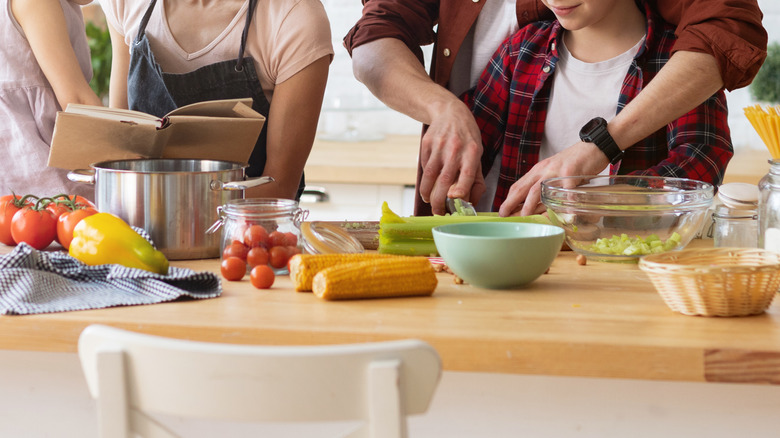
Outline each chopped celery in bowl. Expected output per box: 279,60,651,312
541,175,714,262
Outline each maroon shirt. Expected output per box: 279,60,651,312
344,0,767,91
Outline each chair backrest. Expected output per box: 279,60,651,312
78,324,441,438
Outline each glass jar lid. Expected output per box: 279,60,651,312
300,221,364,254
717,183,758,209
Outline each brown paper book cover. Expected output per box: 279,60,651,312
48,98,265,170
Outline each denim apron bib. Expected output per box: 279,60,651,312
127,0,304,198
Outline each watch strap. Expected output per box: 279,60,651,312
580,117,624,165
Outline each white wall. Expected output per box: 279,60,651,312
320,0,780,149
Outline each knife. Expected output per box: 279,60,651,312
446,197,477,216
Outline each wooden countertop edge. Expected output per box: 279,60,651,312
6,317,780,384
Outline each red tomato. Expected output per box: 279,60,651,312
223,241,249,261
268,246,290,269
250,265,275,289
283,232,298,247
246,246,269,268
243,224,269,248
45,202,70,222
220,257,246,281
52,194,96,209
10,207,57,250
69,195,96,209
56,207,98,250
268,231,287,248
0,195,28,246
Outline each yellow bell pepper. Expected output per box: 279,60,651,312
69,213,169,275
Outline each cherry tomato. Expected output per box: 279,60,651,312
268,246,290,269
243,224,269,248
0,195,29,246
283,232,298,247
57,207,98,250
250,265,275,289
10,207,57,250
67,195,96,209
268,231,287,248
220,257,246,281
45,202,70,223
246,246,269,268
223,241,249,261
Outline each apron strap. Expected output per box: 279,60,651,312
134,0,157,44
236,0,258,72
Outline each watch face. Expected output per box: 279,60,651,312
581,117,603,136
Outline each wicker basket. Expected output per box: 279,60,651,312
638,248,780,317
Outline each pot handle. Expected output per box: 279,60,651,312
67,169,96,185
210,175,274,191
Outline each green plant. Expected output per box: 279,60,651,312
750,42,780,104
85,21,112,100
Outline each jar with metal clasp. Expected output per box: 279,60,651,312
759,159,780,252
710,182,759,248
207,198,364,276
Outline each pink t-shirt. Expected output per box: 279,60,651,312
0,0,95,199
99,0,333,101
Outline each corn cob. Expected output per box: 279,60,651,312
288,253,400,292
312,257,438,300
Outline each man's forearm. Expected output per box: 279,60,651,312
608,51,723,149
352,38,462,126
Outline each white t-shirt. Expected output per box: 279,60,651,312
99,0,333,101
540,35,645,175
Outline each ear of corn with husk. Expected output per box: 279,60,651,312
312,256,437,300
289,253,401,292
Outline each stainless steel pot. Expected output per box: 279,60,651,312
68,159,273,260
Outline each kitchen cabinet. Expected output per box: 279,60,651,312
302,134,419,221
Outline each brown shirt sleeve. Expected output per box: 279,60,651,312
347,0,767,91
653,0,767,91
517,0,767,91
343,0,439,66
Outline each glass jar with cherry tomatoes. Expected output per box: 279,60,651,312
209,198,306,276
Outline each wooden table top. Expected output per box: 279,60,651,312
2,240,779,385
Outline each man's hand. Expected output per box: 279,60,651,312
499,141,609,217
418,99,486,215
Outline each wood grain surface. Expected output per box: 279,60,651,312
2,240,780,385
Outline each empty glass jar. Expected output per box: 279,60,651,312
759,159,780,252
712,205,758,248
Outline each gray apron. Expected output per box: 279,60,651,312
126,0,304,198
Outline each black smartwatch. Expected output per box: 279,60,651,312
579,117,624,165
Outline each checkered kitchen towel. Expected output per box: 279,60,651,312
0,243,221,315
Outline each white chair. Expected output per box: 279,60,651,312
77,324,441,438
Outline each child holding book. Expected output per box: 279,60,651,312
98,0,333,201
1,0,102,199
463,0,733,216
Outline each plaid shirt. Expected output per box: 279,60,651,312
463,3,733,211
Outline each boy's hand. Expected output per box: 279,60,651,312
499,141,610,217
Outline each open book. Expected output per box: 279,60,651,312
48,98,266,170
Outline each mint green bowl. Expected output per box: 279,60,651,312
432,222,565,289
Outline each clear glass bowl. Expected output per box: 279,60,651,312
541,175,714,262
